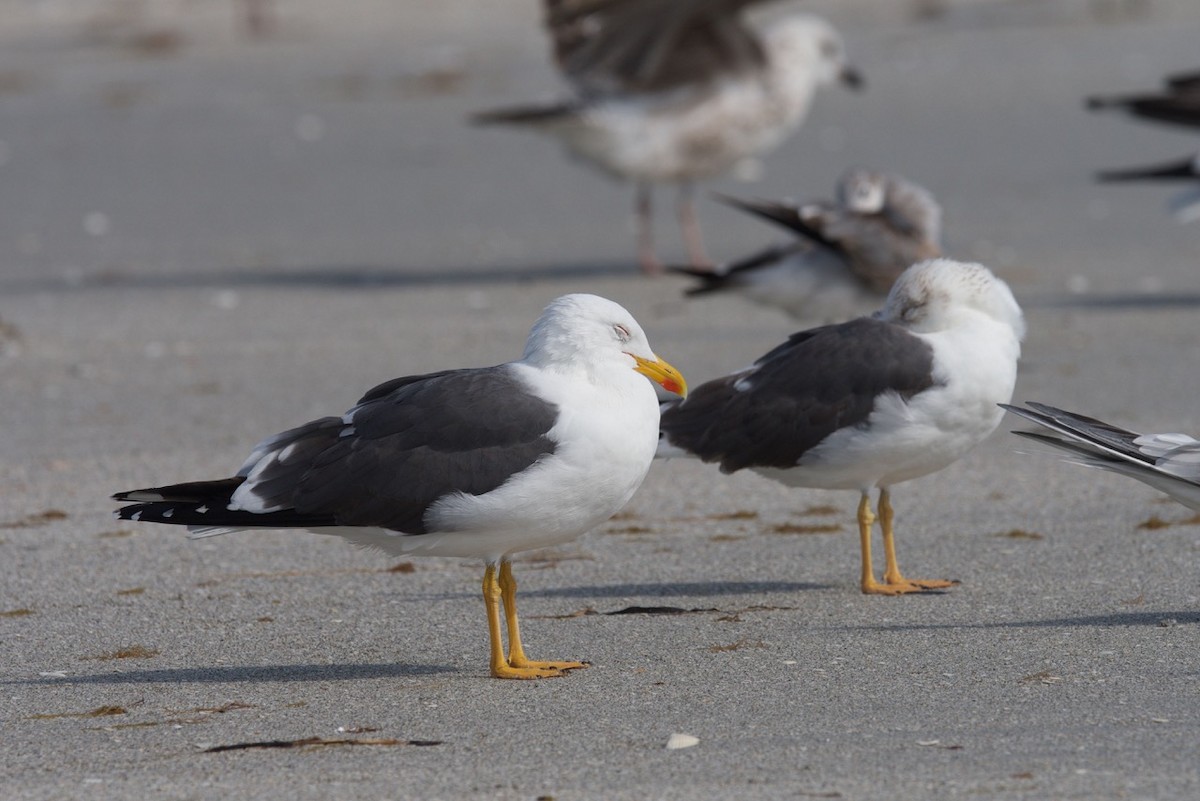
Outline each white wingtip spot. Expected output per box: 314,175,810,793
162,508,174,519
131,512,142,522
196,505,208,514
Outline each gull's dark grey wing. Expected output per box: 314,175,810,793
115,366,560,535
660,317,936,472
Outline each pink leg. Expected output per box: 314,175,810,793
678,183,711,268
636,183,662,274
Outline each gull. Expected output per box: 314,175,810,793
658,259,1024,594
113,294,686,679
473,0,863,273
673,168,942,317
1001,402,1200,511
1087,69,1200,221
1086,69,1200,130
1097,153,1200,223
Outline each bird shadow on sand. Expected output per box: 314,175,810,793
845,610,1200,632
525,579,832,599
0,260,640,295
4,662,454,687
400,580,830,604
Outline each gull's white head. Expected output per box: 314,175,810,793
879,259,1026,340
838,168,888,214
764,15,863,92
522,294,686,396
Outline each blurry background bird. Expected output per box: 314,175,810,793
1088,68,1200,222
472,0,863,273
672,168,942,318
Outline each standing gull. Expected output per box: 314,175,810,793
1002,402,1200,511
473,0,862,273
113,294,686,679
674,168,942,317
659,259,1024,594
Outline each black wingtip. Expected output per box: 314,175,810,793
713,193,840,251
1096,155,1198,183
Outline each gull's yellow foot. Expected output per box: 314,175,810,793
862,577,934,595
863,576,958,595
490,662,574,680
902,578,959,590
485,562,588,679
510,657,588,672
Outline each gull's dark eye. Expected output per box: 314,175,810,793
614,324,631,342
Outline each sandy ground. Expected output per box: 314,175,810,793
2,1,1199,799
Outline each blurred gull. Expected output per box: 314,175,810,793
674,169,942,318
1086,69,1200,130
1087,69,1200,221
473,0,862,273
1097,153,1200,224
1002,402,1200,511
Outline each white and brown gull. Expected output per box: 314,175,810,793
658,259,1024,594
674,168,942,318
1002,402,1200,511
473,0,862,273
114,294,686,680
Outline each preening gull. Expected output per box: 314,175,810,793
659,259,1024,594
114,294,686,679
473,0,862,273
674,169,942,318
1001,402,1200,511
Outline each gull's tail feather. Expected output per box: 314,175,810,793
113,477,336,536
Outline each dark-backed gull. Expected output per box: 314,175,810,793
114,294,686,679
473,0,862,273
658,259,1024,594
1002,402,1200,511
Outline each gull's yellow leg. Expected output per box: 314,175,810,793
857,492,886,594
499,561,587,674
879,488,957,592
483,564,566,679
860,490,922,595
